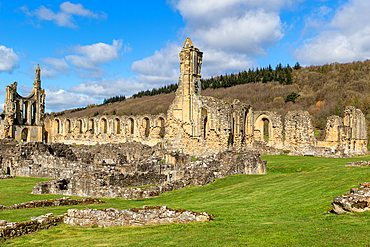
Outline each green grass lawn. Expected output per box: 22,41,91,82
2,154,370,246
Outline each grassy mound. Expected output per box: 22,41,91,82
2,155,370,246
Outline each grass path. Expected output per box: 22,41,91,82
2,154,370,246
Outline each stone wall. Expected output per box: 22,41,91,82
0,197,107,211
0,213,64,240
284,110,317,153
31,145,266,199
64,205,213,227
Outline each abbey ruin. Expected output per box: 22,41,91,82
0,38,367,158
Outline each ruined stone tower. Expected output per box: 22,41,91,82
3,65,46,142
170,38,203,137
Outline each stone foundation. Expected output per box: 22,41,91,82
0,175,15,180
64,205,214,227
0,213,64,240
30,145,266,199
345,161,370,167
0,197,107,211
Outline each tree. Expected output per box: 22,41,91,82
285,92,300,103
293,62,301,70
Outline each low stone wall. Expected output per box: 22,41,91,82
332,183,370,214
0,197,107,211
0,175,15,180
64,205,214,227
345,161,370,167
0,213,64,240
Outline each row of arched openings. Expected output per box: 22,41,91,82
53,117,165,137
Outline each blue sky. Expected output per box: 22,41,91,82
0,0,369,112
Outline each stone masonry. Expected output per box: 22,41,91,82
64,205,214,227
0,139,266,198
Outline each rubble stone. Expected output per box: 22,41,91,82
332,183,370,214
0,197,107,211
63,205,214,227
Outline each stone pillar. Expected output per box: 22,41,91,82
27,102,32,125
19,99,23,125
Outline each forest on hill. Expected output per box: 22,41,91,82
56,60,370,141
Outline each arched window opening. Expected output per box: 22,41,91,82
89,119,94,134
15,101,20,124
244,110,249,135
129,118,134,135
263,118,269,141
78,120,83,133
159,117,165,138
23,102,29,124
54,119,60,134
254,115,270,142
144,118,150,137
21,128,29,142
228,117,235,147
31,102,36,125
101,118,107,134
66,119,71,133
201,108,208,139
115,118,120,134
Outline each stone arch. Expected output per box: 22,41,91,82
114,118,120,134
129,118,134,135
100,118,107,134
201,108,208,139
158,117,165,138
143,117,150,137
65,119,71,134
78,119,83,133
89,119,94,133
254,114,270,142
54,119,60,134
21,128,29,142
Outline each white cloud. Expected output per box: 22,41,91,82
0,45,19,72
194,10,283,55
70,78,149,98
131,42,180,86
45,88,99,112
59,2,99,18
124,0,289,87
0,104,4,113
170,0,288,56
65,39,123,79
20,2,106,28
201,48,257,77
40,58,70,79
130,40,257,86
295,0,370,65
